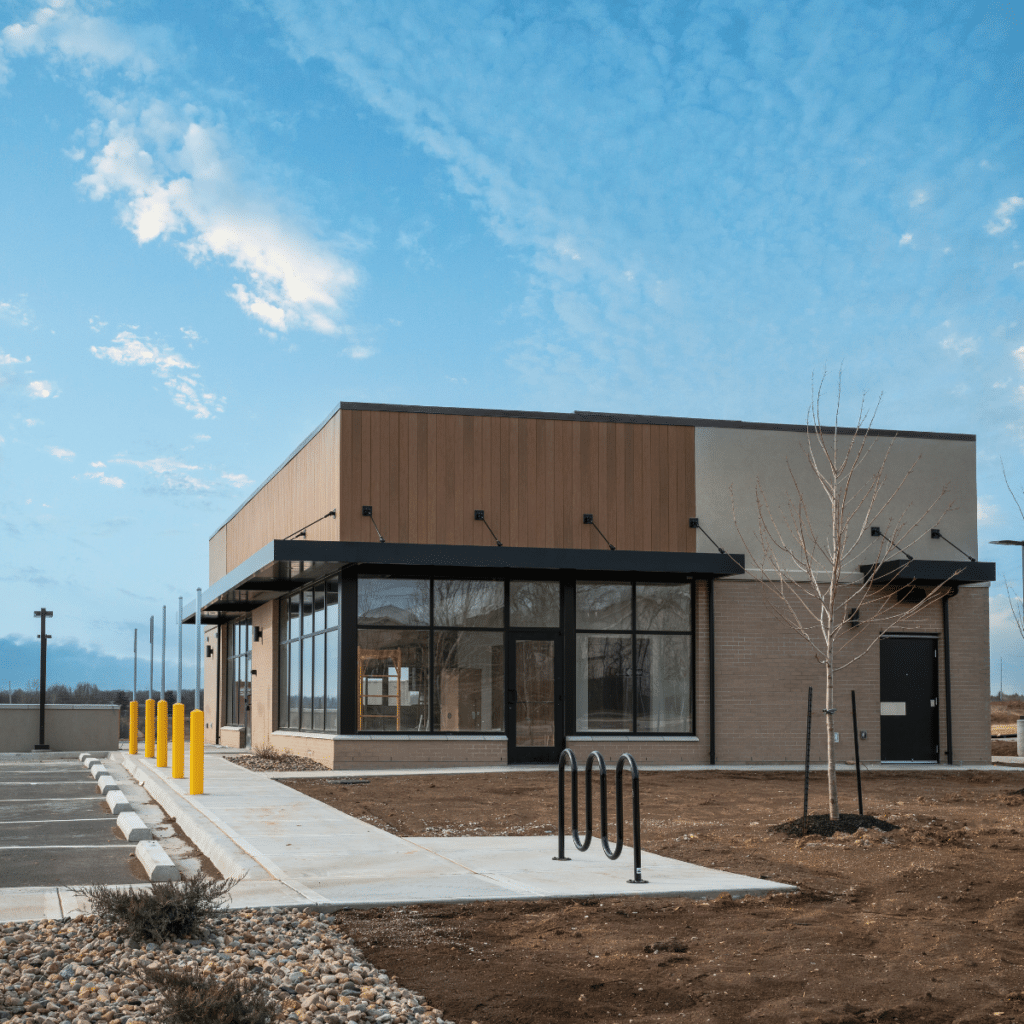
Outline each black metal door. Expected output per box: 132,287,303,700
507,631,563,764
879,635,938,762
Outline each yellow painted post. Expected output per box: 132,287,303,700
189,709,204,795
156,700,168,768
172,703,185,778
129,701,138,755
144,699,155,758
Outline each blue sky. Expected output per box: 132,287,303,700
0,0,1022,693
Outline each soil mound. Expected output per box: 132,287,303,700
770,813,898,838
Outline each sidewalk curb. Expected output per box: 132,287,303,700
118,753,274,883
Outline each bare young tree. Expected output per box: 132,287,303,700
737,373,959,820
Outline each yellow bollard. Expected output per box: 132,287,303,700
156,700,168,768
129,701,138,755
189,709,204,795
144,699,155,758
172,703,185,779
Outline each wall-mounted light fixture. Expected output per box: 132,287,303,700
205,644,213,658
474,510,503,546
846,606,860,627
253,626,263,643
583,513,615,550
362,505,386,543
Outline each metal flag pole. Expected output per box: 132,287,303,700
161,605,166,701
149,615,154,701
195,587,202,712
133,628,138,700
177,596,183,705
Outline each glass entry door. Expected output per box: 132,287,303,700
508,632,563,763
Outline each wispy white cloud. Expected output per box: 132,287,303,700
909,189,928,207
978,498,997,525
91,332,193,373
91,329,223,418
0,300,31,327
80,101,358,334
221,472,253,488
84,470,124,488
941,333,976,356
0,350,29,365
899,233,913,246
346,345,373,359
0,0,165,84
27,380,57,398
987,196,1024,235
50,447,74,459
113,455,210,492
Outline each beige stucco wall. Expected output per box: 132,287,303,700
694,425,978,570
0,704,120,753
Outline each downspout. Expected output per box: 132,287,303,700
708,578,716,766
942,585,957,765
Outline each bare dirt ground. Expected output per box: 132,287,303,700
991,697,1024,755
283,766,1024,1024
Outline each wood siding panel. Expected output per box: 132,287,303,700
223,412,341,575
216,408,697,569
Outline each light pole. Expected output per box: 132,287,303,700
990,539,1024,593
33,608,52,750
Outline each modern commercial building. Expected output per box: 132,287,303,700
184,402,994,768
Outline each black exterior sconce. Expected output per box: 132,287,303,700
253,626,263,643
205,644,213,658
846,607,860,627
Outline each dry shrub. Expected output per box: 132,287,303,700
251,742,287,762
73,874,237,943
145,966,278,1024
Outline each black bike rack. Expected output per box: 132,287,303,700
553,748,647,884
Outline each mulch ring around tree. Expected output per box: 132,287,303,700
770,813,899,838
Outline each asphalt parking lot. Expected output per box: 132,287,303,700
0,758,140,887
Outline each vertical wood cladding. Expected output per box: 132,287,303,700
214,407,697,580
221,412,341,577
337,408,697,552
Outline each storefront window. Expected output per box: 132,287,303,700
356,629,429,731
432,629,504,731
433,579,504,628
226,619,251,727
509,580,560,628
575,582,693,734
278,579,341,733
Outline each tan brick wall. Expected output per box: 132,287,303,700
218,726,243,749
565,739,703,766
710,579,990,766
268,733,507,770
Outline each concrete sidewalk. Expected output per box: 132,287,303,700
118,749,795,911
2,749,799,922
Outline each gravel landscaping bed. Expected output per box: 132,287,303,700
0,908,455,1024
225,753,328,773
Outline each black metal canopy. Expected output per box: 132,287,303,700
182,539,746,624
859,559,996,587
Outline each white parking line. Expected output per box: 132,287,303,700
0,818,111,825
0,844,135,850
0,797,102,803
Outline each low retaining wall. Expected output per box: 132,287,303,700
0,704,120,752
271,731,508,769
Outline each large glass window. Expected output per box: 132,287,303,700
575,582,693,734
226,618,251,727
509,580,560,628
357,629,429,731
432,630,504,731
357,577,506,734
278,578,340,732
